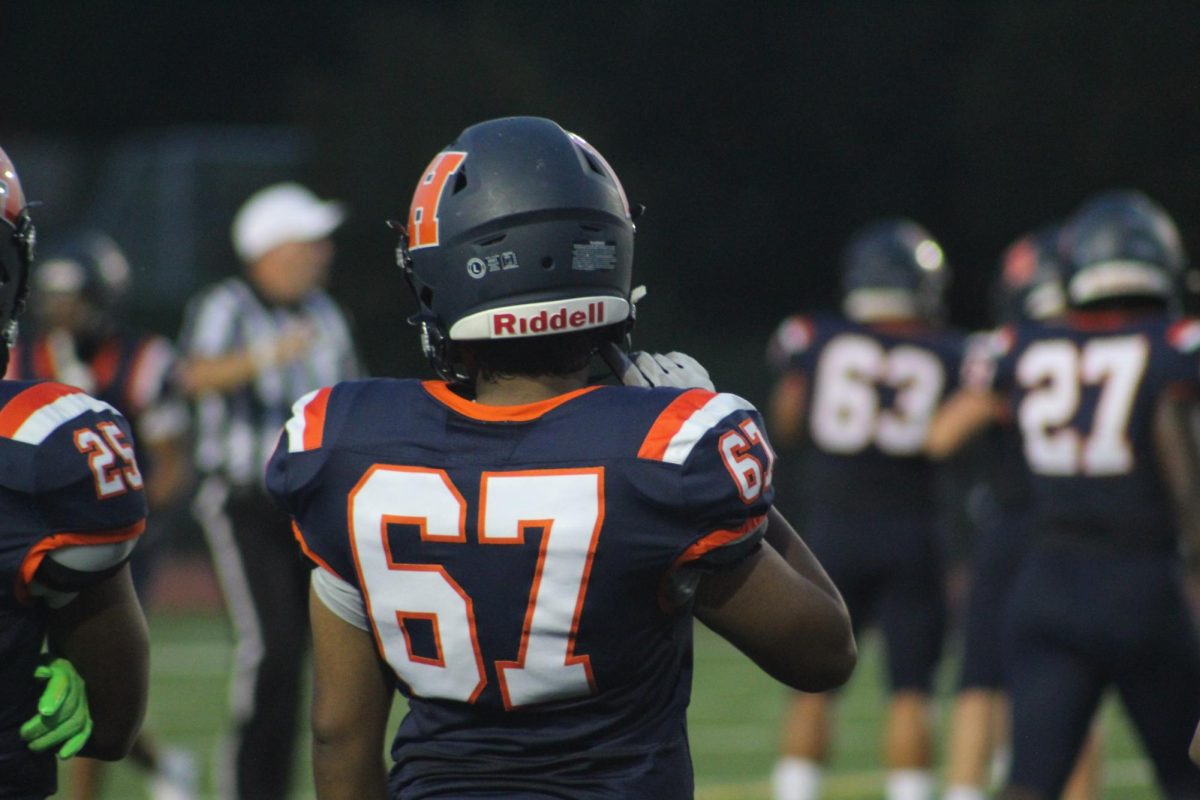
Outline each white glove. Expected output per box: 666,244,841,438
621,351,715,391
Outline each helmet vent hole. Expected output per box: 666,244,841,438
452,170,468,194
580,224,601,233
478,234,506,247
541,257,555,270
581,152,604,176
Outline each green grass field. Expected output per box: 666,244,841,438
51,611,1161,799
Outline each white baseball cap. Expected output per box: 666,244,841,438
231,182,346,263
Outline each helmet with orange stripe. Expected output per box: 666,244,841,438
394,117,640,384
0,146,37,373
991,223,1067,323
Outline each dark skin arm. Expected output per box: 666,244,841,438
767,373,808,449
1153,394,1200,558
693,507,856,692
924,387,1004,460
1154,395,1200,769
309,586,392,800
45,565,149,760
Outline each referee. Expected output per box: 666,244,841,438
177,182,362,800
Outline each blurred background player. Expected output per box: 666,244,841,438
0,146,150,797
176,182,361,800
929,225,1099,800
266,116,856,799
930,189,1200,799
5,230,197,799
766,219,964,800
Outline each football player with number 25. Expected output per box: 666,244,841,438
265,117,855,799
0,146,150,799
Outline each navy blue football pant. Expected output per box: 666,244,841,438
194,477,311,800
1005,542,1200,799
805,511,945,692
957,508,1035,691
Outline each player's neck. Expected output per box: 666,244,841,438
472,370,590,406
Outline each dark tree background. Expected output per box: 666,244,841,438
5,0,1200,403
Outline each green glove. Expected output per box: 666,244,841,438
20,657,93,759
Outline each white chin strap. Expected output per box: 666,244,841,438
1068,261,1173,304
843,289,919,322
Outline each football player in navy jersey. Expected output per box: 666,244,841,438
930,226,1099,800
265,116,855,800
929,190,1200,800
766,219,964,800
0,146,150,799
6,231,195,799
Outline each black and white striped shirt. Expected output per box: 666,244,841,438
178,276,361,489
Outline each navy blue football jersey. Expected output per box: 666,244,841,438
769,313,965,516
7,331,186,472
967,312,1200,551
0,380,147,798
267,378,775,799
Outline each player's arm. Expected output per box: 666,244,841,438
1153,394,1200,558
140,432,190,512
309,584,391,800
694,507,856,692
924,387,1003,460
44,565,149,760
767,372,807,449
1190,717,1200,766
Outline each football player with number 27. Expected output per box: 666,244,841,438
930,190,1200,800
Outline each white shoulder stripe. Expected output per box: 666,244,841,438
662,393,755,466
12,394,120,445
285,388,322,453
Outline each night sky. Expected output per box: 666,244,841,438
6,1,1200,393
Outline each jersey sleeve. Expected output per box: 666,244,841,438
766,315,816,374
961,325,1018,394
177,282,239,358
0,383,148,603
1164,318,1200,395
638,390,774,595
266,384,358,581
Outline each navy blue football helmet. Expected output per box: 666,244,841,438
991,224,1067,323
31,230,132,339
840,218,948,323
395,117,637,381
0,146,36,372
1061,189,1186,308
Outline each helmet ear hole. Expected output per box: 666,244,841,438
541,257,555,270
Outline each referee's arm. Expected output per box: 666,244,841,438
178,326,311,397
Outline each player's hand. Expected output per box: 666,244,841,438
20,657,93,759
621,351,715,391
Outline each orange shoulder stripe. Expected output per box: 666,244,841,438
16,519,146,604
0,383,82,439
637,388,715,461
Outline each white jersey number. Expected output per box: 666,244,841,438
1016,335,1148,476
349,466,603,710
809,334,946,455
